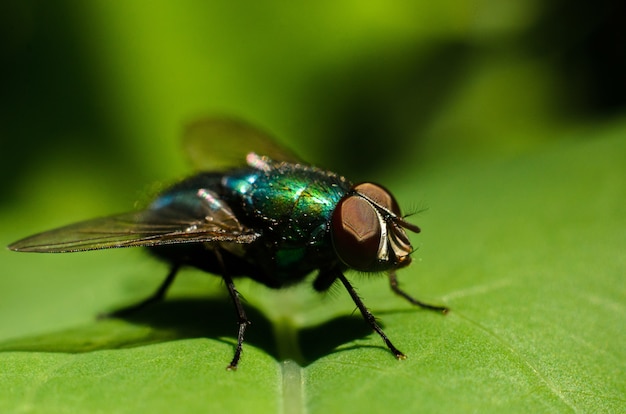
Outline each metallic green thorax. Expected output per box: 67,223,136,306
222,161,352,284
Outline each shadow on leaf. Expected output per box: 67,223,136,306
0,297,377,366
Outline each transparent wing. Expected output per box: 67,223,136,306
183,116,303,171
8,191,260,253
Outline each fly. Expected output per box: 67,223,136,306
8,117,448,369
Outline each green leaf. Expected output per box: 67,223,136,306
2,125,624,413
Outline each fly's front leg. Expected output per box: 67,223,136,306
388,271,448,314
336,271,406,360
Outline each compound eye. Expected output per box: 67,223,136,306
353,183,401,216
331,194,382,271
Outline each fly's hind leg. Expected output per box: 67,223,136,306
388,271,448,313
100,263,181,319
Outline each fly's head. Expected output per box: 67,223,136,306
330,182,420,272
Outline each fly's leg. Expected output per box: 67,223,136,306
222,273,251,370
101,263,181,319
337,272,406,360
388,271,448,314
212,248,250,370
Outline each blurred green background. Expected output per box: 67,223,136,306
1,1,624,412
1,0,624,200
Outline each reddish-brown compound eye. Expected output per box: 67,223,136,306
331,194,382,271
353,183,401,216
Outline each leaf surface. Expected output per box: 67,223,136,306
1,129,625,413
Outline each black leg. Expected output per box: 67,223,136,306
388,271,449,314
211,248,251,370
337,272,406,360
222,273,251,370
313,267,339,292
102,263,181,318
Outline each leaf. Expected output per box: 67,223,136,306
1,128,625,413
